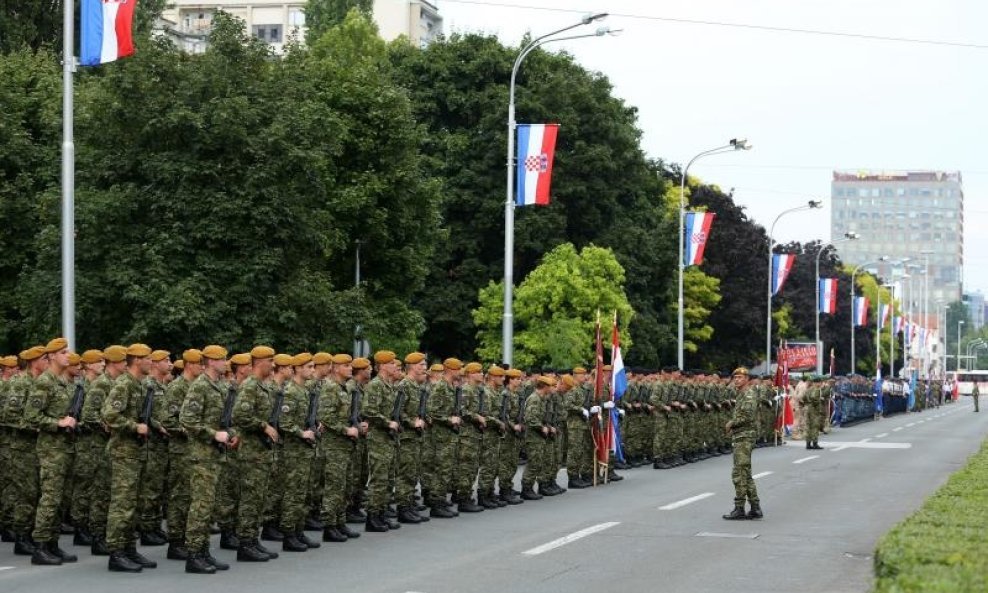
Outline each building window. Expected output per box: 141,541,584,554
289,8,306,28
897,188,905,196
253,25,283,43
858,189,869,198
871,188,880,197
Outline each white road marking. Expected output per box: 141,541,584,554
906,422,916,427
793,455,819,464
696,532,759,539
875,433,889,438
522,522,620,556
0,566,13,571
893,427,904,432
659,492,715,511
752,471,773,480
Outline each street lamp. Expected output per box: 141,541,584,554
957,320,965,372
765,200,823,372
814,232,859,373
850,256,889,374
677,138,751,370
502,12,610,366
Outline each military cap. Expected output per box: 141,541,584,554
373,350,396,365
404,352,426,365
443,358,463,371
313,352,333,365
127,343,152,357
561,374,577,388
352,357,371,370
201,345,227,360
292,352,313,366
104,345,128,363
67,352,81,365
732,367,749,377
536,375,557,387
573,366,588,374
506,368,523,379
20,346,46,361
429,363,444,373
250,346,275,360
488,365,506,377
230,353,252,366
182,348,203,363
44,337,68,353
0,355,18,368
150,350,170,362
173,359,185,371
464,362,483,374
332,353,353,365
273,353,293,367
81,349,104,364
602,364,613,371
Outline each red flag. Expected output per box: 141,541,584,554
591,313,608,464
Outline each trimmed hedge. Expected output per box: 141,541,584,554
873,440,988,592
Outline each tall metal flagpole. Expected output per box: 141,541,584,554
62,0,76,350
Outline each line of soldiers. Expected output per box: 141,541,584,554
1,341,643,575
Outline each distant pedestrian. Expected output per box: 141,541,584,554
973,382,980,413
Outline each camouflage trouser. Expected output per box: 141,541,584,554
347,438,368,508
0,430,12,527
477,432,501,496
521,432,547,489
185,448,222,552
278,440,314,533
731,436,758,506
454,429,482,499
138,436,168,532
264,445,285,525
88,434,111,536
235,444,273,540
497,433,522,494
667,413,684,456
166,439,191,543
639,412,656,457
32,440,74,543
396,432,422,508
69,434,97,529
309,449,325,518
106,453,144,551
366,432,396,514
557,424,568,468
213,448,239,532
566,421,593,479
651,413,669,459
8,436,39,535
425,427,458,506
804,406,820,442
318,438,353,526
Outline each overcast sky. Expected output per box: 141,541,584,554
435,0,987,294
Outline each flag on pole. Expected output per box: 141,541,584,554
515,124,559,206
592,312,608,466
81,0,137,67
879,303,891,329
893,316,903,336
771,254,796,296
609,314,627,463
684,211,715,266
853,296,870,326
818,278,838,314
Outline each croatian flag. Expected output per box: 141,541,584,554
818,278,838,314
609,316,627,463
81,0,137,67
771,253,795,296
515,124,559,206
879,304,891,329
853,296,869,326
893,316,903,336
684,212,715,266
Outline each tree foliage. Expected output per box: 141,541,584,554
0,0,166,54
304,1,372,44
675,267,721,354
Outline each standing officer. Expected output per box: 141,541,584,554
520,375,558,499
316,353,362,542
395,352,429,523
345,358,372,523
563,371,595,488
477,365,507,509
455,362,486,513
161,349,202,561
495,369,525,505
138,350,171,546
723,367,762,520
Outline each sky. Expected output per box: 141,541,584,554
434,0,988,294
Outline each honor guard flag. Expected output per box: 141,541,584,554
515,124,559,206
684,212,715,266
609,315,627,463
771,254,796,296
853,296,870,326
818,278,838,314
81,0,137,66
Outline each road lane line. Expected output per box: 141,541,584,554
875,433,889,438
906,422,916,427
0,566,13,571
659,492,715,511
753,471,773,480
893,427,904,432
793,455,819,464
523,522,620,556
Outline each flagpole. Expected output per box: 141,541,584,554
61,0,76,350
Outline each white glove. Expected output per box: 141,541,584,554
603,401,615,409
618,409,626,417
589,405,601,415
582,409,589,418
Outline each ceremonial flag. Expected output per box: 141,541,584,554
515,124,558,206
774,341,794,431
684,211,715,266
771,253,796,296
592,313,608,466
609,314,627,463
879,304,891,329
893,316,903,336
818,278,838,314
81,0,137,67
853,296,869,326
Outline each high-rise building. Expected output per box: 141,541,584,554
831,170,964,307
158,0,442,54
964,291,985,330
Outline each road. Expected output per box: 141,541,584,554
1,400,983,593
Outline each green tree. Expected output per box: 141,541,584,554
473,243,633,368
675,267,721,354
304,1,372,44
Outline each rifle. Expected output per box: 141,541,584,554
416,386,429,434
515,392,526,439
263,388,285,449
474,386,486,432
498,388,510,433
348,383,362,441
542,397,555,440
216,383,237,452
451,386,463,433
389,386,405,441
138,385,154,442
64,381,86,434
582,384,594,424
304,386,320,447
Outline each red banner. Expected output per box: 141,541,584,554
780,342,818,372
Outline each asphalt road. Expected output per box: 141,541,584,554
2,400,984,593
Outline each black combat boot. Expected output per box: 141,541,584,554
747,503,763,519
552,480,567,494
805,441,812,450
13,533,36,556
31,541,63,566
255,539,279,559
203,545,229,570
606,470,623,482
237,539,270,562
567,476,589,489
812,441,824,450
124,543,156,568
0,526,14,542
281,532,309,552
478,496,500,510
457,496,484,513
653,457,670,470
321,526,348,542
397,507,422,524
166,541,189,560
140,529,167,546
364,513,389,533
299,531,321,549
49,539,77,563
73,527,93,546
185,550,216,574
219,530,239,550
91,533,110,556
520,487,542,501
540,483,560,496
260,523,284,541
108,549,143,572
722,505,748,520
382,514,401,530
500,490,523,505
303,516,324,531
338,523,361,539
430,505,457,519
346,505,366,523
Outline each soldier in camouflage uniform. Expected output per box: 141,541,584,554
276,353,320,551
102,344,158,572
67,350,103,548
5,347,47,555
180,345,234,574
158,350,200,561
495,368,525,505
723,368,762,520
453,362,487,513
477,365,508,509
394,352,430,522
650,371,674,468
215,354,250,552
136,350,171,547
0,355,19,542
424,359,463,517
521,376,558,499
261,355,294,542
345,358,372,523
361,351,402,532
305,353,332,531
564,369,595,488
316,353,363,542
